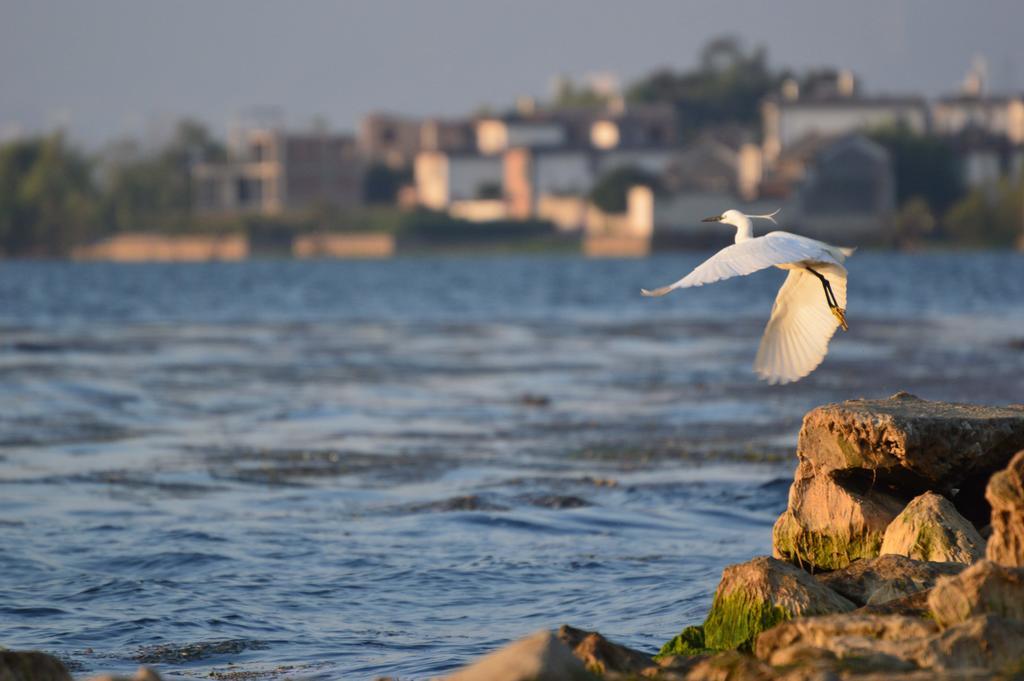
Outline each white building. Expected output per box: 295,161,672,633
414,151,503,210
762,94,928,163
932,95,1024,145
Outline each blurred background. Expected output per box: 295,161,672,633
1,2,1023,680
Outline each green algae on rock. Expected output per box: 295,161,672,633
659,556,855,656
772,473,905,572
656,625,712,658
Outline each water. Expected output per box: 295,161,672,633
1,253,1023,680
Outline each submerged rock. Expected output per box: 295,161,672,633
444,630,596,681
879,492,985,564
927,559,1024,628
660,556,855,656
0,651,71,681
986,449,1024,567
816,554,963,606
772,472,905,572
796,393,1024,499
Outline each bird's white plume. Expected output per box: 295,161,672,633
746,208,781,224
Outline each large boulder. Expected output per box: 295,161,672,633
772,472,905,572
753,613,937,670
660,556,855,656
444,630,596,681
986,450,1024,567
796,394,1024,499
879,492,985,564
927,560,1024,628
917,614,1024,672
0,651,71,681
754,612,1024,676
816,554,964,606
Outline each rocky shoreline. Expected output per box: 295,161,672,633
441,393,1024,680
4,393,1024,680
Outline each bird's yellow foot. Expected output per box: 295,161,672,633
831,307,849,331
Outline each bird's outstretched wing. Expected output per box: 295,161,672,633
641,232,835,297
754,263,847,384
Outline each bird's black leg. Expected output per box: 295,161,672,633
805,266,848,331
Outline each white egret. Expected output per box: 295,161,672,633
641,209,854,384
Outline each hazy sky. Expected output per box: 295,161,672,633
2,0,1023,147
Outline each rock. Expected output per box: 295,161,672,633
816,554,964,606
796,394,1024,500
917,615,1024,672
772,473,906,571
0,651,71,681
986,450,1024,567
927,559,1024,628
661,556,855,655
754,614,937,670
678,651,774,681
856,589,935,618
444,630,596,681
879,492,985,564
555,625,653,676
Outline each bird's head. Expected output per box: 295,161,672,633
701,208,780,229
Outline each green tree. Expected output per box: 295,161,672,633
551,76,611,108
99,118,225,233
363,163,409,204
0,133,99,256
626,36,783,140
869,125,964,214
944,178,1023,247
589,166,661,213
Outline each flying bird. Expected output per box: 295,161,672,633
641,209,854,384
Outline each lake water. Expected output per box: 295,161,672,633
1,253,1023,680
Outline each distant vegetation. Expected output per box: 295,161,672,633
626,36,784,140
1,35,1022,256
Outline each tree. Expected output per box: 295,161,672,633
869,125,964,215
99,118,225,233
944,178,1023,247
589,166,661,213
0,133,99,256
626,35,783,140
363,163,409,204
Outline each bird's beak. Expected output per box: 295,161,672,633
701,215,722,223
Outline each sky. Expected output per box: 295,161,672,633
2,0,1023,147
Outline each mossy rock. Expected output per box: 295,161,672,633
658,557,855,656
656,625,712,658
704,591,791,652
773,509,886,572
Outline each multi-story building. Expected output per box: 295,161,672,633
761,73,928,163
192,127,363,216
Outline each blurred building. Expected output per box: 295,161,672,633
192,127,364,215
762,72,927,163
358,112,423,169
412,99,680,226
932,94,1024,144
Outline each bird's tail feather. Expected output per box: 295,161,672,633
641,285,675,297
